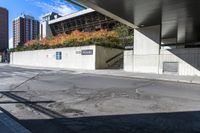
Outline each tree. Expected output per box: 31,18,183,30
114,23,134,47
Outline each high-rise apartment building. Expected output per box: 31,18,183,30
13,15,39,48
0,7,8,52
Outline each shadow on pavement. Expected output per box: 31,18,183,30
19,111,200,133
0,91,200,133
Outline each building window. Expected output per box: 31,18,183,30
56,52,62,60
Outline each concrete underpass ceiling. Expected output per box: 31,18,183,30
77,0,200,44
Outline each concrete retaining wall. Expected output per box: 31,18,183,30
10,45,122,70
124,48,200,76
96,46,122,69
124,25,200,76
159,48,200,76
124,50,134,72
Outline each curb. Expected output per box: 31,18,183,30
7,64,200,85
84,72,200,85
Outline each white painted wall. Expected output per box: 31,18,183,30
10,45,123,70
10,45,96,70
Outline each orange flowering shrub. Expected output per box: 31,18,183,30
9,30,123,52
25,30,119,46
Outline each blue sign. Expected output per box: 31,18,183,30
56,52,62,60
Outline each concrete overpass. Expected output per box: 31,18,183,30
76,0,200,76
77,0,200,46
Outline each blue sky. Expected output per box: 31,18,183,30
0,0,82,48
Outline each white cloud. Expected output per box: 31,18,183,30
27,0,80,18
9,38,13,49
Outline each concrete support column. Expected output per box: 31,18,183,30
177,18,186,45
133,25,161,73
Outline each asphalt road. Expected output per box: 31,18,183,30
0,64,200,133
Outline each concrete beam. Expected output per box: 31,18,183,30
77,0,138,28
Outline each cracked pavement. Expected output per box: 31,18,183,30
0,64,200,133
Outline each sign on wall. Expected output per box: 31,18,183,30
81,49,93,55
56,52,62,60
163,62,179,74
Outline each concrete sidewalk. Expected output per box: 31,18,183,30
8,64,200,84
0,110,31,133
82,70,200,84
